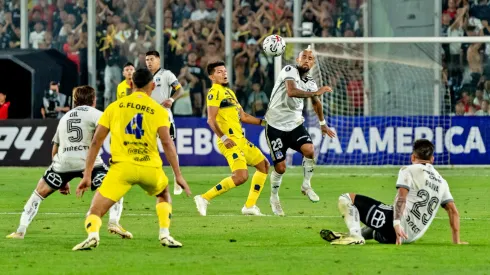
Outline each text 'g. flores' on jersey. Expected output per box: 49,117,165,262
52,106,104,172
265,65,318,132
206,84,244,141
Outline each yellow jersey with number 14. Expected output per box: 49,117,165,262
98,91,170,167
206,83,243,143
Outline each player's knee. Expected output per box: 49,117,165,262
232,170,249,185
338,193,355,209
301,144,315,159
256,159,270,174
274,163,287,174
35,178,54,198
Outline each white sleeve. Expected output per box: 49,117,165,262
441,183,454,207
164,71,180,88
282,65,298,81
395,166,414,190
52,128,60,145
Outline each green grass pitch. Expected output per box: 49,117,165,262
0,166,489,274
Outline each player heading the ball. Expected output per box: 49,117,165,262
264,46,335,216
72,69,191,251
194,60,270,216
320,139,467,246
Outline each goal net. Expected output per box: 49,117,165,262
276,37,488,166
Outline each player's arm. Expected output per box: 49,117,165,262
76,125,109,197
443,201,467,244
393,187,409,245
239,107,266,126
311,96,335,137
158,126,191,196
207,105,226,138
285,80,331,98
52,143,59,160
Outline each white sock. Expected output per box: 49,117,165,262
108,197,123,225
159,228,170,237
17,191,44,234
338,194,362,238
302,157,315,189
270,170,283,197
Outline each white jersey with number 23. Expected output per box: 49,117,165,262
396,163,454,243
265,65,318,132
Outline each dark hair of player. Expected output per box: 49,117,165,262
145,50,160,58
123,62,134,69
207,60,225,75
412,139,434,161
73,85,95,107
132,68,154,89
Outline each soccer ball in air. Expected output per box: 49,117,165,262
262,35,286,57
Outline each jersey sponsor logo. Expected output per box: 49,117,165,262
134,155,151,162
0,126,46,161
63,145,90,153
127,148,150,155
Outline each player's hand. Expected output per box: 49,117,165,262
321,125,336,138
314,86,333,96
162,99,174,108
76,177,91,198
394,224,408,245
59,183,71,195
223,138,236,149
175,175,192,197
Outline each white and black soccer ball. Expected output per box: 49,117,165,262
262,35,286,57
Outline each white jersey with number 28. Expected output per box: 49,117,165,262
396,163,454,243
265,65,318,132
51,106,104,172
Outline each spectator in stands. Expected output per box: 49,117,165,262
444,0,458,20
246,83,268,116
474,88,485,107
182,52,206,116
41,81,70,119
175,67,197,117
190,1,209,21
29,22,46,49
0,91,10,120
63,33,82,71
475,99,489,115
465,104,476,115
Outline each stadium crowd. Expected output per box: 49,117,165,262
0,0,363,119
443,0,490,116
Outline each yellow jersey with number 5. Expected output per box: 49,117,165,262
98,91,170,167
206,83,243,143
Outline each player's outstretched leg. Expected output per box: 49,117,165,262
6,178,56,239
194,169,248,216
107,197,133,239
299,144,319,202
156,187,182,248
270,163,286,216
73,191,115,251
242,159,269,216
321,193,365,245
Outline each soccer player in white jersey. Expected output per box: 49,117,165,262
145,50,185,195
6,86,132,240
265,48,336,216
320,139,467,245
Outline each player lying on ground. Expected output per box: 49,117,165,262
264,47,335,216
146,50,185,196
6,86,132,240
72,69,191,251
320,139,467,245
193,60,270,216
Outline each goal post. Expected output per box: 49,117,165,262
274,36,490,166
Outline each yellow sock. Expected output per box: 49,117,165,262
202,177,236,201
156,202,172,229
245,171,267,208
85,214,102,234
